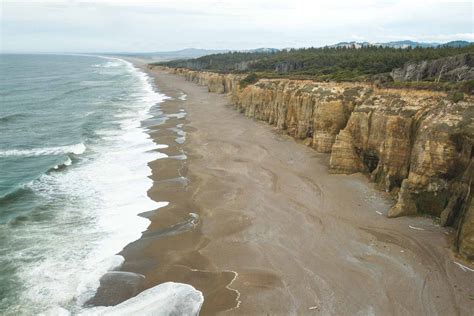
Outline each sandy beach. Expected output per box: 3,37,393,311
94,61,474,315
3,1,474,314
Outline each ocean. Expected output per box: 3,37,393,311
0,54,200,314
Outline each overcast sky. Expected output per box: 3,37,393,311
1,0,473,53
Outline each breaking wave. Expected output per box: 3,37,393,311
0,143,86,157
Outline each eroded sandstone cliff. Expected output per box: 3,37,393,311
154,66,474,260
390,53,474,82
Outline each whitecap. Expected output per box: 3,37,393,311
84,282,203,316
0,143,86,157
7,56,178,315
52,157,73,170
102,61,123,68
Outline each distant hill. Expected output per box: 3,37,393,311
331,40,472,49
329,41,371,48
442,41,473,48
246,48,280,53
117,48,279,62
116,42,471,62
117,48,230,61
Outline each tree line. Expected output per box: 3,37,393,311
158,45,474,82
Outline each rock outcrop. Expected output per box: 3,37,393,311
234,80,372,153
391,53,474,82
154,66,474,260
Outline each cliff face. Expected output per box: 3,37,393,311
235,80,372,153
158,66,474,260
391,53,474,82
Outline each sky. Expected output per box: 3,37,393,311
1,0,473,53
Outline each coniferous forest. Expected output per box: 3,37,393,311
158,45,474,88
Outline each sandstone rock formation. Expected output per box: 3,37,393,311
391,53,474,82
155,66,474,260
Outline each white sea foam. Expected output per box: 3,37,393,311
178,92,187,101
83,282,203,316
0,143,86,157
53,157,73,170
64,157,72,166
102,61,124,68
8,56,178,314
43,283,203,316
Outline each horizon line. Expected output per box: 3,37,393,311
1,39,472,55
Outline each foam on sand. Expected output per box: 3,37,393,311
84,282,204,316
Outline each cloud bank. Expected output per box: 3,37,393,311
1,0,472,52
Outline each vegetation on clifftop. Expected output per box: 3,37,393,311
156,45,474,82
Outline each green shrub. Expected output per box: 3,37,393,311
449,91,465,103
240,73,259,88
461,80,474,95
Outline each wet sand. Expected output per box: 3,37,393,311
99,60,474,315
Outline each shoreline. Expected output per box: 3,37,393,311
92,58,239,314
94,59,474,315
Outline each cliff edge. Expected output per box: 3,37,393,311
155,66,474,260
391,53,474,82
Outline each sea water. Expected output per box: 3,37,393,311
0,54,202,315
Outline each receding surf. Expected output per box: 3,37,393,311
0,55,201,314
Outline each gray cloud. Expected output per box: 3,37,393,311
1,0,473,53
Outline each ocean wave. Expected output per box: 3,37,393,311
44,82,110,104
51,157,73,171
0,186,32,207
103,61,124,68
83,282,204,316
0,143,86,157
1,55,176,315
79,80,113,87
0,113,28,123
92,61,124,69
0,156,75,202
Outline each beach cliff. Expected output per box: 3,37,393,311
153,66,474,260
